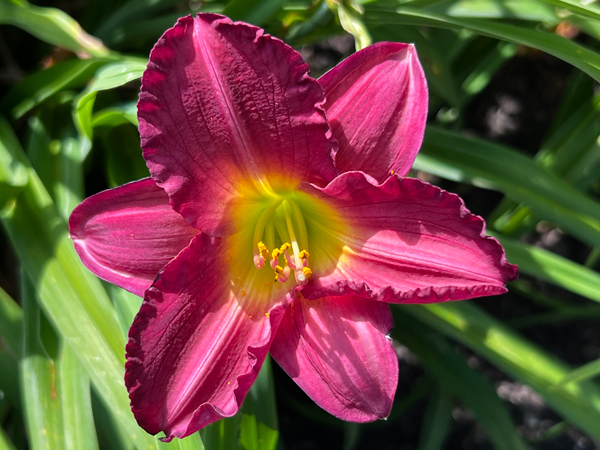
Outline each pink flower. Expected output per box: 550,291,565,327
69,14,517,442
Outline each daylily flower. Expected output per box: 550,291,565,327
69,13,517,441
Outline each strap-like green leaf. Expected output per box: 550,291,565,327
365,6,600,82
414,127,600,248
0,0,109,57
393,309,528,450
403,302,600,441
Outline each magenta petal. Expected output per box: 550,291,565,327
125,234,290,441
139,14,337,236
319,42,428,181
301,173,517,303
69,178,198,297
271,294,397,422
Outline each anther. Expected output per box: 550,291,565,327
299,249,310,266
270,247,282,269
254,241,269,269
302,267,312,279
296,266,312,285
280,244,295,270
273,264,291,283
259,241,269,259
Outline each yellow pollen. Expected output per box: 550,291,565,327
265,312,270,317
241,290,246,296
257,241,269,259
302,267,312,279
251,198,312,287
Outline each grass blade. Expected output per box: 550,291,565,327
0,426,18,450
0,116,159,450
393,309,528,450
0,0,109,57
495,234,600,303
240,356,279,450
402,301,600,441
0,348,21,411
223,0,285,25
427,0,557,22
558,358,600,387
417,386,453,450
0,287,22,358
20,278,65,450
73,60,146,141
0,286,23,411
414,127,600,249
0,119,28,209
537,0,600,21
58,345,99,450
201,415,243,450
0,58,108,120
365,6,600,83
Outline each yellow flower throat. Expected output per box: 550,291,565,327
252,198,312,286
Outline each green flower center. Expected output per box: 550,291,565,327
252,198,312,286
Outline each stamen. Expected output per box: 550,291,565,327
282,201,302,270
296,267,312,284
279,265,291,283
280,201,314,286
252,198,312,286
288,199,308,251
265,221,275,255
281,243,295,270
270,247,282,269
252,199,282,268
253,241,269,269
299,250,310,266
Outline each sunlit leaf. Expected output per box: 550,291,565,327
0,425,18,450
365,6,600,82
59,345,99,450
0,116,163,450
495,234,600,304
73,59,146,155
403,302,600,441
414,127,600,249
559,357,600,387
20,278,65,450
0,59,108,120
0,0,109,57
240,356,279,450
393,309,528,450
0,119,28,209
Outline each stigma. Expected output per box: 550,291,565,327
252,198,312,286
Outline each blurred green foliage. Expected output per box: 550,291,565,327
1,0,600,449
